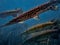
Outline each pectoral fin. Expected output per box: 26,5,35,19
19,21,24,23
33,16,39,20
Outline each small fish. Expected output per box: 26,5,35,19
1,0,60,27
0,8,23,18
22,29,58,43
22,19,60,34
21,21,55,34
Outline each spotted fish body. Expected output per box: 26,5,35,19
1,0,60,27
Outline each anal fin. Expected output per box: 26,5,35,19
19,21,24,23
33,16,39,20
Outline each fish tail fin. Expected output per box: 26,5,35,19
0,25,5,28
0,22,11,28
